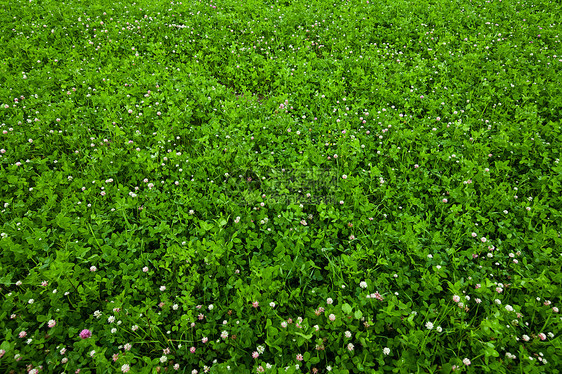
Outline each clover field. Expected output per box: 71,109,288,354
1,0,562,373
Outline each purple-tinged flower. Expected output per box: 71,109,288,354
79,329,92,339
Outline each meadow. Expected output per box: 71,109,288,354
1,0,561,372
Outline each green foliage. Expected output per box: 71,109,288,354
0,0,561,373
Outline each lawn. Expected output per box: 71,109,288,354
0,0,561,373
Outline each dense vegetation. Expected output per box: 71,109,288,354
1,0,561,373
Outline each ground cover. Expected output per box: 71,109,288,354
0,0,561,372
